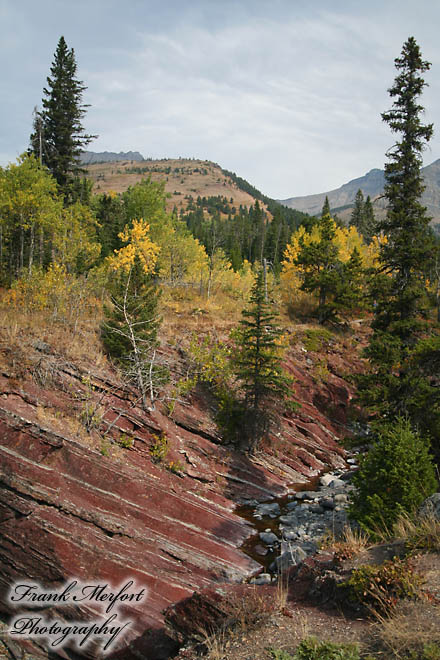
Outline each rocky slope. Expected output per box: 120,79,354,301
0,323,364,659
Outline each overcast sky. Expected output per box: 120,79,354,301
1,0,440,199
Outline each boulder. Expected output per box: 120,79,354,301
259,531,279,546
319,473,335,487
419,493,440,519
328,478,346,489
251,573,272,585
271,545,307,572
254,502,281,518
320,497,335,510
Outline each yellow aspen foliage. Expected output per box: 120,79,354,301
157,222,208,284
3,263,100,324
54,202,101,271
281,219,381,298
108,218,160,274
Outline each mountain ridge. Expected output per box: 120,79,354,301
280,159,440,223
81,150,145,164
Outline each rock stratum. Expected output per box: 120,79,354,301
0,333,360,659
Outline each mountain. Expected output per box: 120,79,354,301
84,157,308,226
280,159,440,223
81,150,145,164
85,158,259,211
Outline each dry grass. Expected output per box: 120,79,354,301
320,524,371,560
85,159,258,212
0,304,107,370
191,587,277,660
160,284,258,345
393,513,440,553
372,599,440,658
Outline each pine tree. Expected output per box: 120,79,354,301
295,213,342,323
350,189,365,232
321,196,331,217
377,36,433,341
350,190,377,244
30,36,96,201
363,195,377,243
336,247,366,317
359,37,434,419
349,418,436,534
230,268,292,452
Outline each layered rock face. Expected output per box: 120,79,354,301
0,337,356,659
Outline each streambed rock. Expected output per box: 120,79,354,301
259,531,279,545
250,466,357,580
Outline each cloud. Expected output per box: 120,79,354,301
2,0,440,196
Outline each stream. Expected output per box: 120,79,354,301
235,461,358,582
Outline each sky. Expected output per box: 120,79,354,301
1,0,440,199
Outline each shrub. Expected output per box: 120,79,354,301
269,650,295,660
303,327,334,352
349,417,437,535
150,432,168,463
4,264,100,329
166,460,185,475
343,557,422,615
118,433,134,449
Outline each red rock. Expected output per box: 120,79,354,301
0,334,357,658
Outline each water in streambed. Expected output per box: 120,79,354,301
235,476,321,572
235,464,358,581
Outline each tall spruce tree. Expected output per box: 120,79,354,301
378,37,433,336
30,36,96,201
363,195,377,243
350,189,365,233
359,37,435,420
350,190,377,243
231,268,292,452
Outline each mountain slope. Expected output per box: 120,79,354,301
85,158,259,212
85,158,309,230
281,159,440,223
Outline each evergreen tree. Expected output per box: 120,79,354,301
229,269,292,452
30,36,96,201
336,247,366,317
363,195,377,243
295,214,342,323
377,36,433,340
350,190,377,244
349,418,436,534
93,192,125,259
349,189,365,232
359,37,435,421
321,196,331,217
